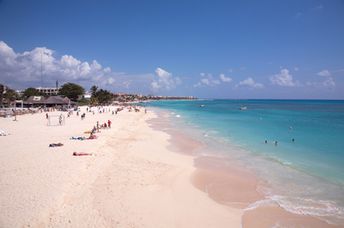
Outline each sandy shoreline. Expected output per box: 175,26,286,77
0,106,340,227
147,109,342,227
0,107,241,227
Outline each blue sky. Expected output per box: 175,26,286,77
0,0,343,99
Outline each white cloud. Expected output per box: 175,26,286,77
150,67,181,91
307,69,336,88
270,68,299,87
236,77,264,89
61,55,80,67
306,77,335,89
0,41,159,94
194,73,221,87
107,77,115,85
317,69,331,77
151,81,160,89
219,74,232,83
0,40,120,89
0,41,16,64
323,77,335,87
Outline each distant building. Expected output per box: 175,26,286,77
36,87,59,96
83,92,92,99
24,95,76,107
36,80,60,96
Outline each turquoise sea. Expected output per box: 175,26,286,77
146,99,344,225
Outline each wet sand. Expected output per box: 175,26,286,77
148,110,342,227
191,156,263,209
242,205,340,228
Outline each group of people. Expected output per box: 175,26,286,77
126,106,147,113
90,119,112,136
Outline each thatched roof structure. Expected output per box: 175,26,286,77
24,96,76,106
24,96,46,105
45,96,70,105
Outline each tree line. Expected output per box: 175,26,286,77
0,82,114,107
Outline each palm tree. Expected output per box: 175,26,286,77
90,85,98,97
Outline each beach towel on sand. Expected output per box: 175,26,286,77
70,136,86,140
49,143,63,147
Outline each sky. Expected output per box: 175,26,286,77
0,0,344,99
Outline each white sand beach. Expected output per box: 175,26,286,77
0,107,242,227
0,106,339,228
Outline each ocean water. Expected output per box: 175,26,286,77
146,99,344,224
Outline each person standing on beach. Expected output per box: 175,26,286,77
92,126,96,135
59,114,63,125
108,120,111,128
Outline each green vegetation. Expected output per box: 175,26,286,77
0,84,19,107
0,81,196,108
58,83,85,101
90,85,113,105
22,87,43,99
78,97,91,106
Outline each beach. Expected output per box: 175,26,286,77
0,105,341,227
0,107,241,227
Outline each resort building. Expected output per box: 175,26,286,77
36,87,59,96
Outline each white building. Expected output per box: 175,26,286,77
36,87,59,96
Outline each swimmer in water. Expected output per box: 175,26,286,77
264,140,268,144
292,138,295,142
274,141,278,146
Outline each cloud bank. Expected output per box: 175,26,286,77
317,69,331,77
270,69,299,87
194,73,232,87
0,41,156,93
151,67,181,91
307,69,335,89
236,77,264,89
219,73,232,83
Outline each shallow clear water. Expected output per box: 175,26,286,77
146,99,344,224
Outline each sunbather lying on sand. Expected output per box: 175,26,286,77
73,152,93,156
49,143,64,147
88,135,97,140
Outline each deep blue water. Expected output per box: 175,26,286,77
146,99,344,224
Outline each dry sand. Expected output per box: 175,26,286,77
0,107,241,227
0,106,340,227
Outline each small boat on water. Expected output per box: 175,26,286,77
200,104,205,107
239,106,247,110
